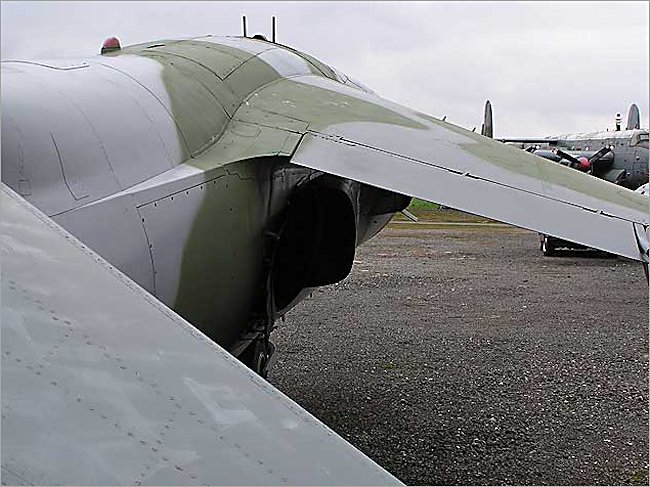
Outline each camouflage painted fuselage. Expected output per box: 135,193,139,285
1,36,406,349
3,35,648,352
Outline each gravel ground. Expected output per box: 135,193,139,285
268,223,649,486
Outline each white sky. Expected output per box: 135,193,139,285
2,1,648,136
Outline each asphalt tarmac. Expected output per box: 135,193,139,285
268,222,649,485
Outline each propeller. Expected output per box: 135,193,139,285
554,147,613,174
555,149,588,170
586,146,614,167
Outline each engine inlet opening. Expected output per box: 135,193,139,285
272,185,356,310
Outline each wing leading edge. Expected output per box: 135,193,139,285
233,75,648,262
0,184,401,486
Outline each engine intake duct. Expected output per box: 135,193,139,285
272,176,358,311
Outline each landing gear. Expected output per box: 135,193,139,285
239,337,276,378
541,235,555,256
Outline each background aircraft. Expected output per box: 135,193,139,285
481,100,649,255
482,101,649,189
2,33,648,484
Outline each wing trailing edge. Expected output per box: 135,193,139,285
290,131,648,262
232,75,647,263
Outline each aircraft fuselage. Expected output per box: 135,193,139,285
0,37,406,356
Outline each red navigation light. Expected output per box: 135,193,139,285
101,37,121,54
578,157,591,171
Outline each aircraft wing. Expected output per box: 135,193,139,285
0,184,401,486
233,75,648,262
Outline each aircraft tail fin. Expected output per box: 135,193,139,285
481,100,493,138
626,103,640,130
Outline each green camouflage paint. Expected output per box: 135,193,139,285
171,161,268,345
241,76,646,214
111,37,647,348
410,111,647,213
239,77,427,131
120,38,315,346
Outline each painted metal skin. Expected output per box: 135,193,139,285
1,185,400,485
1,34,649,484
1,36,407,355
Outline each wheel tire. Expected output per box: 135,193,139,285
240,339,269,378
542,236,555,257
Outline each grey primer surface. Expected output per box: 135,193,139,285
0,184,401,486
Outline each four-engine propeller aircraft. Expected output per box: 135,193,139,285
481,100,649,255
481,100,649,189
2,33,649,484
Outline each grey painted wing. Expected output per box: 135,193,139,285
0,184,401,486
234,75,648,262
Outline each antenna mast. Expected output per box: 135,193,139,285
242,16,247,37
272,16,276,42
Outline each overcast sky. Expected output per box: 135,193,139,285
2,1,648,136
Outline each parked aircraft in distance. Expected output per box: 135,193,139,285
2,32,648,484
481,100,649,255
482,101,648,189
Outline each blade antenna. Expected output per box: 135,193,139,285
242,15,248,37
272,16,276,43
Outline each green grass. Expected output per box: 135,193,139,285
394,198,496,223
407,198,439,210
